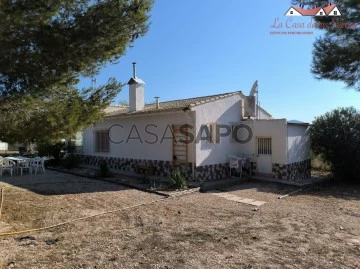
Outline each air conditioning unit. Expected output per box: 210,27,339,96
244,96,256,118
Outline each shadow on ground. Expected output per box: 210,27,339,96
212,178,360,201
0,170,130,196
300,180,360,201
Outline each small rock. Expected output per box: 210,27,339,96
225,255,233,259
339,207,343,210
178,210,181,214
17,236,36,241
340,226,344,230
252,208,259,211
45,239,59,245
7,262,15,268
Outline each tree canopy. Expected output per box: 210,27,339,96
291,0,360,90
0,0,153,143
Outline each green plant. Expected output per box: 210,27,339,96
61,154,80,169
137,174,150,185
169,169,187,190
311,107,360,182
36,141,66,166
311,151,331,172
99,160,112,177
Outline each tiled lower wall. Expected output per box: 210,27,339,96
77,154,190,177
287,159,311,180
272,159,311,181
76,155,257,182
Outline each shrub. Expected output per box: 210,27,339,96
311,107,360,182
99,160,112,177
137,174,150,185
169,169,187,189
310,151,331,172
61,154,80,169
36,142,66,166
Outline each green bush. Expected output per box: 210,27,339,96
37,142,66,166
61,154,80,169
311,151,331,172
99,159,112,177
169,169,187,189
137,174,150,185
311,107,360,182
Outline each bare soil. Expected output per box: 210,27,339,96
0,171,359,269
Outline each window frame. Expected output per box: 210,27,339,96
94,129,110,153
256,137,272,155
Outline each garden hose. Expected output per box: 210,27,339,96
0,186,4,221
0,190,168,237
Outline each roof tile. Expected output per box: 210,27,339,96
105,91,241,118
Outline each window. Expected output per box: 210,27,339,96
334,11,337,15
257,137,272,155
172,125,188,164
95,130,110,152
290,11,293,14
320,12,323,15
207,122,217,144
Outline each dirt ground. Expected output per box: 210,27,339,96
0,171,359,269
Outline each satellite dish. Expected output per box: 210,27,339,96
249,80,258,96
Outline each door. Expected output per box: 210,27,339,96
172,125,189,165
256,137,272,175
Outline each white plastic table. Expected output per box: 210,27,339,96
5,156,30,162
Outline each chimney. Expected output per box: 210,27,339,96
127,62,145,112
154,96,160,109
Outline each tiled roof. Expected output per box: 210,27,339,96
292,6,324,16
105,91,242,118
323,4,337,15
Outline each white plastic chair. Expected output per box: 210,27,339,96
227,155,242,178
19,159,33,176
32,157,46,174
1,159,16,176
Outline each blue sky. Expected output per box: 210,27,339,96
80,0,360,123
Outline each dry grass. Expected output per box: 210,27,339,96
311,152,331,172
0,171,359,268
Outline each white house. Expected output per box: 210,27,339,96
315,7,326,16
324,3,341,16
285,7,303,16
285,6,325,16
79,66,311,182
285,4,339,17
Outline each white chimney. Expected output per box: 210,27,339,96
128,62,145,112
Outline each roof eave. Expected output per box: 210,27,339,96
104,107,189,119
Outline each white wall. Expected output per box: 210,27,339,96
239,119,288,164
82,92,279,167
285,7,302,16
328,7,341,16
193,94,244,166
83,111,195,162
257,106,272,120
0,142,8,151
287,124,310,163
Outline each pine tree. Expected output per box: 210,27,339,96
0,0,153,143
291,0,360,90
